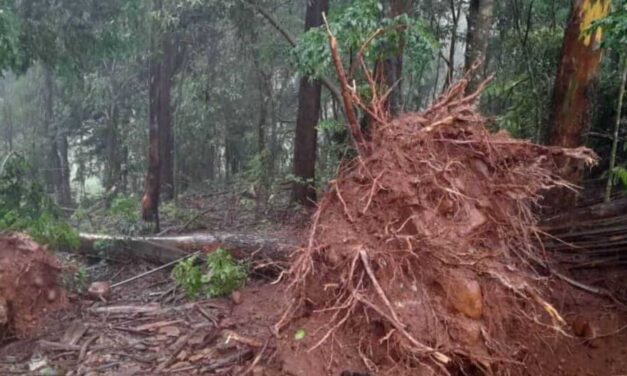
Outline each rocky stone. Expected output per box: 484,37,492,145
446,276,483,319
231,290,242,305
88,281,112,301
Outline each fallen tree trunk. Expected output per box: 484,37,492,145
79,232,295,265
541,197,627,231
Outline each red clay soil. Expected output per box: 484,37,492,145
0,257,623,375
274,76,600,375
0,233,67,339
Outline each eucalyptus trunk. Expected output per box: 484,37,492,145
142,0,163,231
464,0,494,92
547,0,610,208
291,0,329,206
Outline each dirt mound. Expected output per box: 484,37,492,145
276,75,595,374
0,233,67,339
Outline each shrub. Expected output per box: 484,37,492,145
172,249,247,298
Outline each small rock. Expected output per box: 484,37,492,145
33,275,45,288
231,290,242,305
446,276,483,319
46,289,58,302
88,282,112,301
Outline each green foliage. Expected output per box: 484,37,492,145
0,153,79,250
0,7,26,72
109,196,139,221
590,0,627,52
62,265,89,293
293,0,436,81
203,248,247,297
102,195,149,235
172,255,204,298
161,201,197,224
613,165,627,188
172,249,247,299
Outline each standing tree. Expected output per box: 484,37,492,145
291,0,329,206
590,1,627,201
549,0,611,150
383,0,414,115
142,0,164,230
464,0,494,92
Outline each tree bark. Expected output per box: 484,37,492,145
291,0,329,206
464,0,494,92
546,0,610,207
43,66,72,208
444,0,462,89
158,34,179,201
79,232,295,265
104,101,120,193
53,127,72,208
549,0,610,149
142,0,163,231
383,0,413,115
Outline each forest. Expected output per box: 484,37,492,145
0,0,626,375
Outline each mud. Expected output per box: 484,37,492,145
0,233,67,339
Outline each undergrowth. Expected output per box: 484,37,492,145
172,248,247,298
0,153,79,250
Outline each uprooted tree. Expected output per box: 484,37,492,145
274,24,597,374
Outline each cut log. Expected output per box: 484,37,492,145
79,232,295,265
541,198,627,231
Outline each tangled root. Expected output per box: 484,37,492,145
276,69,595,375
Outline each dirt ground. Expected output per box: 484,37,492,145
0,248,625,375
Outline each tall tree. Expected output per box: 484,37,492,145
291,0,329,206
158,33,176,201
43,66,73,208
548,0,611,150
142,0,164,231
464,0,494,92
383,0,414,115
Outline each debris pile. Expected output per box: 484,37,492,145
0,233,67,339
277,70,596,374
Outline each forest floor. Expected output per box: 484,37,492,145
0,205,626,375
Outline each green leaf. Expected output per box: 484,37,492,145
294,329,306,341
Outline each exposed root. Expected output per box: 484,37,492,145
276,37,597,375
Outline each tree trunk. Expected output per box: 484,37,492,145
464,0,494,92
604,55,627,202
3,102,13,152
444,0,462,89
158,34,176,201
104,101,120,193
43,66,72,208
546,0,610,208
383,0,413,115
43,66,55,195
54,128,72,208
291,0,328,206
142,0,163,232
549,0,610,149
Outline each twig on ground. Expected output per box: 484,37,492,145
77,335,99,363
110,251,200,289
